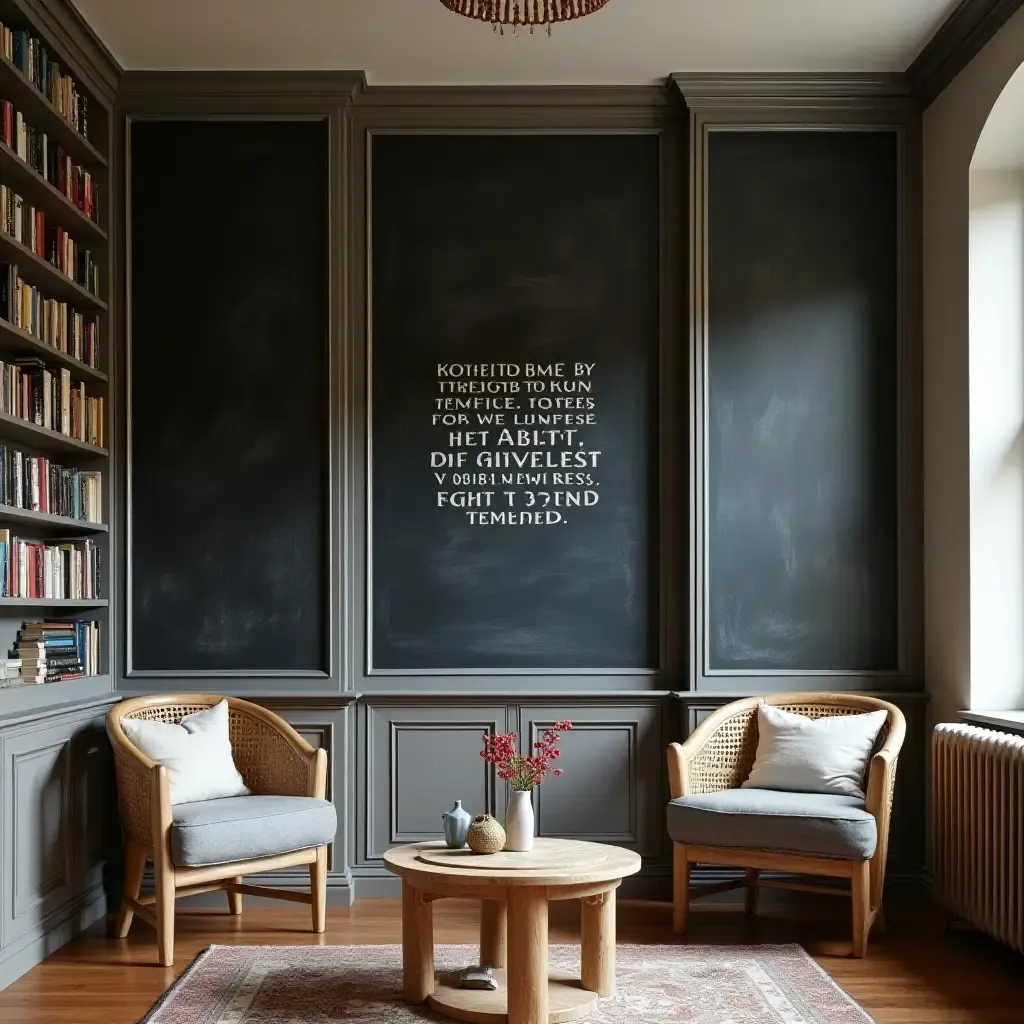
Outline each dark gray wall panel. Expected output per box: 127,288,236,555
707,130,899,673
518,704,665,856
358,703,508,866
675,77,922,694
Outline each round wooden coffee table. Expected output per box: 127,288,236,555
383,838,641,1024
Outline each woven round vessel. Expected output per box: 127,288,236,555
466,814,506,854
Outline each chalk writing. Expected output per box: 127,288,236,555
430,362,601,525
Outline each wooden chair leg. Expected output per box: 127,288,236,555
154,857,176,968
873,904,886,934
851,860,870,958
310,845,327,933
116,843,148,939
744,868,760,915
226,876,243,916
673,843,690,934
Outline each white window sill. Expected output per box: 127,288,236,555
960,710,1024,735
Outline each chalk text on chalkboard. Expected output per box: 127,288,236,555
431,361,602,526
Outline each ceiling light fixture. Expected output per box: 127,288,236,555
439,1,612,36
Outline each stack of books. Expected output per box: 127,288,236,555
13,619,98,684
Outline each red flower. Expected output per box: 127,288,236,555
479,722,572,792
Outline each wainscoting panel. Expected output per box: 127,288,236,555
517,703,665,857
357,702,509,867
4,729,73,947
0,701,115,973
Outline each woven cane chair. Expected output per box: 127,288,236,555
107,694,332,966
667,693,905,957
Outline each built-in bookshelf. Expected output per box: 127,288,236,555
0,2,108,710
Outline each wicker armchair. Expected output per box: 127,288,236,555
107,694,331,966
667,692,905,957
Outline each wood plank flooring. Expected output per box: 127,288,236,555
0,896,1021,1022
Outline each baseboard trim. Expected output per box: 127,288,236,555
0,886,108,991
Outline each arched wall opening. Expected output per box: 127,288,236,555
968,62,1024,711
922,4,1024,727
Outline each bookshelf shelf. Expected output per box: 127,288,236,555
0,504,105,533
0,143,106,243
0,55,106,168
0,317,105,382
0,673,110,718
0,229,105,310
0,597,106,607
0,410,106,457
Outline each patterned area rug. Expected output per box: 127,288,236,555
141,943,873,1024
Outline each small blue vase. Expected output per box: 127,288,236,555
442,800,472,849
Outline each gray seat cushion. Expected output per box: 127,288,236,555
171,795,337,868
666,788,876,860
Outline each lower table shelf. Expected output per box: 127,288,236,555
429,969,598,1024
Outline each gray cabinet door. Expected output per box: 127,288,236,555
517,703,665,858
357,702,509,865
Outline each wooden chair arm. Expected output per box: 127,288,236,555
864,708,905,821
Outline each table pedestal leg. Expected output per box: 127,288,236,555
480,899,507,968
507,888,548,1024
402,880,434,1003
581,889,615,997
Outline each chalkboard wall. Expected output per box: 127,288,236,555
707,130,899,672
129,120,329,672
370,134,659,671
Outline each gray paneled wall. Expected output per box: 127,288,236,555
107,76,924,918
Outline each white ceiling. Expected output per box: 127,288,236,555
972,63,1024,170
74,0,959,84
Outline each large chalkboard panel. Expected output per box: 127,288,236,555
707,130,898,672
130,121,328,672
371,135,659,671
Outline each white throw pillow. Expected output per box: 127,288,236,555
741,703,887,799
121,700,249,805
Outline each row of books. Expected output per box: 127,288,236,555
0,185,100,294
9,619,100,684
0,101,99,222
0,532,101,599
0,262,98,366
0,353,104,448
0,25,90,138
0,444,101,522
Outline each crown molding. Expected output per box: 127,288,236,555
117,70,366,106
670,73,915,113
908,0,1024,108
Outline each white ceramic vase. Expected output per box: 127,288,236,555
504,790,535,852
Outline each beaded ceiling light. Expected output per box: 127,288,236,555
439,1,612,35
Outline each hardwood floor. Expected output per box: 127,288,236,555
0,896,1021,1022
